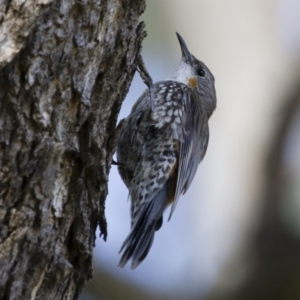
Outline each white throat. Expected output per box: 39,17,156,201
167,61,194,85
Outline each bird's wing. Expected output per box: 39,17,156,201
168,89,209,220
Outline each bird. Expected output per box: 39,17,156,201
116,32,217,269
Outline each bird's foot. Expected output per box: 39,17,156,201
111,159,124,166
137,55,155,111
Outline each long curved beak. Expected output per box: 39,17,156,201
176,32,193,64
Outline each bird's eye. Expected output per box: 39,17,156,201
197,68,206,77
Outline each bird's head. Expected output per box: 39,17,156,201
169,32,217,118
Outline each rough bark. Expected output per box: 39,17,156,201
0,0,146,299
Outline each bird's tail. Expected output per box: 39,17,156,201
118,185,168,269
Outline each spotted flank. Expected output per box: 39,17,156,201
129,140,178,226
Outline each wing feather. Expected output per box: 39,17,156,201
168,89,209,220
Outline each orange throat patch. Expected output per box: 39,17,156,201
188,77,197,88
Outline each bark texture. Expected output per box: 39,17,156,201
0,0,146,299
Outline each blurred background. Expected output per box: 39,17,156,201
81,1,300,299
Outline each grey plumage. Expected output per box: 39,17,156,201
116,33,217,269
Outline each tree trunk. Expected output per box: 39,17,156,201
0,0,146,299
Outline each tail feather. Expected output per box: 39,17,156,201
119,183,169,269
131,228,155,269
155,216,163,231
